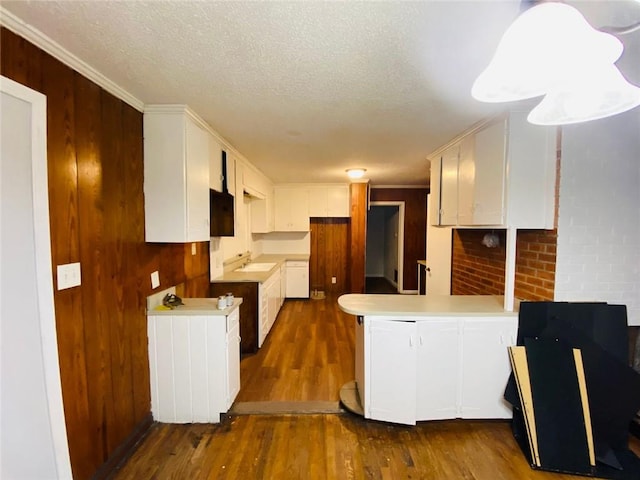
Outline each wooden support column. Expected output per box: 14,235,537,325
348,182,368,293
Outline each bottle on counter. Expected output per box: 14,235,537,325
226,292,234,307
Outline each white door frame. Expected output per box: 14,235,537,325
1,75,72,478
369,201,410,293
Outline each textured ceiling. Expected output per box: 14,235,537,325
3,1,639,186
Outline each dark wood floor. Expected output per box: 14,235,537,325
365,276,398,294
112,295,640,480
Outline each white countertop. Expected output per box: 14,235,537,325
338,294,517,317
147,297,243,316
211,253,309,284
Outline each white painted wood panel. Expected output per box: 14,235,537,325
367,319,417,425
147,305,240,423
416,319,460,420
460,317,516,419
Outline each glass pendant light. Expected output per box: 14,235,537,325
471,2,624,103
528,63,640,125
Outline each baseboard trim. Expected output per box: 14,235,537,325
92,413,153,480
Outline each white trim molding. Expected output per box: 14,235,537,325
0,6,144,111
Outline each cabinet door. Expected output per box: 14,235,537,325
470,120,506,225
459,317,516,419
185,119,211,240
279,264,286,307
267,273,280,329
327,186,350,217
367,319,417,425
209,135,223,192
308,186,328,217
456,135,476,225
285,262,309,298
225,312,241,409
429,157,442,226
416,319,460,420
439,145,459,226
275,187,309,231
258,283,269,347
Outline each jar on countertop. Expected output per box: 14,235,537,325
226,293,234,307
217,296,227,310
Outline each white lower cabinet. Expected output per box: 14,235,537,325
361,315,516,425
285,260,309,298
416,319,460,420
259,269,281,347
147,301,241,423
225,308,241,408
459,317,516,418
279,263,286,307
367,319,417,425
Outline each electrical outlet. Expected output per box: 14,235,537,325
57,262,81,290
151,271,160,289
331,276,337,284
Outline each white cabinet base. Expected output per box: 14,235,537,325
359,314,517,425
147,301,241,423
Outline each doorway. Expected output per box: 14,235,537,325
365,202,405,294
1,76,72,478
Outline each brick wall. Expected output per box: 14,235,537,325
515,229,557,301
452,229,557,301
452,230,506,296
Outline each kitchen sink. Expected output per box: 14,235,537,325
234,262,277,273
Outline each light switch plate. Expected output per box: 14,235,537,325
151,271,160,289
57,262,81,290
331,276,337,284
191,243,197,256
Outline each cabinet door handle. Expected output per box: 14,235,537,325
409,335,414,348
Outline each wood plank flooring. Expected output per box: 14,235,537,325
111,295,640,480
236,295,355,402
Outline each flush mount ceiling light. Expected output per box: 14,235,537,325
472,2,640,125
346,168,367,179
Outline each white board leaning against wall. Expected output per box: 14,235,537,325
0,75,72,479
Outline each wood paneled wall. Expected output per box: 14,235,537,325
348,183,368,293
310,218,349,294
1,28,210,479
369,188,428,291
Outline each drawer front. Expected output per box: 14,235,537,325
286,260,308,268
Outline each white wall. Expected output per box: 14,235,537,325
260,232,310,255
555,108,640,326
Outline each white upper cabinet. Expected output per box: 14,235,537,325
308,185,350,217
274,186,309,231
429,111,556,229
250,188,275,233
225,152,236,196
431,142,460,226
458,121,506,225
144,105,210,242
209,135,223,192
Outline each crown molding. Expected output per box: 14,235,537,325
0,6,145,112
